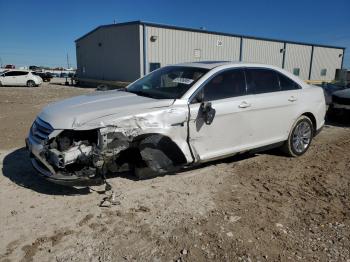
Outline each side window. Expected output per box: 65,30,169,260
246,69,280,94
17,71,28,76
4,71,19,76
278,73,301,91
202,69,246,101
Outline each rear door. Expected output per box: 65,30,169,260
16,71,29,85
243,68,302,146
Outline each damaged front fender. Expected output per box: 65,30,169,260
27,102,193,186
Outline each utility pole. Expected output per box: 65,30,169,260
0,56,3,68
66,53,70,69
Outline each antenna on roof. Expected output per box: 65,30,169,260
113,19,116,24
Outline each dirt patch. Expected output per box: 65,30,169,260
0,83,93,150
78,214,94,227
19,229,74,262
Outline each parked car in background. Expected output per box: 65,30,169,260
26,62,326,186
320,83,347,105
60,72,68,78
0,70,42,87
51,73,60,78
29,65,41,71
33,72,53,82
5,64,15,69
331,88,350,111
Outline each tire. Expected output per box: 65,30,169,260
27,80,35,87
134,135,176,180
281,116,314,157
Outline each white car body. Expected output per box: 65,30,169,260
0,70,42,86
26,62,326,186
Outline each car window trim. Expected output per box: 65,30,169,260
246,67,303,95
189,66,303,103
245,68,282,95
189,67,248,104
276,71,302,91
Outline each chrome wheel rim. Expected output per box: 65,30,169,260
292,121,312,153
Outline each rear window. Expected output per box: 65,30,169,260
246,69,280,94
278,73,301,91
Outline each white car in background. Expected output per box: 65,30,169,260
0,70,42,87
26,62,326,186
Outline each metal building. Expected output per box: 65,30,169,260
75,21,346,83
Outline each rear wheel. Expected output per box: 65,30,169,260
282,116,313,157
27,80,35,87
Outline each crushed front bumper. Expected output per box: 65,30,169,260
25,136,103,187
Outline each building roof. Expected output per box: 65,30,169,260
75,20,346,50
174,61,291,70
175,61,234,69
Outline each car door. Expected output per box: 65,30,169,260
16,71,29,85
22,71,30,85
1,71,18,85
188,68,254,162
242,68,302,147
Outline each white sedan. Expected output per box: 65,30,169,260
0,70,42,87
26,62,326,186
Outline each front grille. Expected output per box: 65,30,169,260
30,118,53,144
332,94,350,105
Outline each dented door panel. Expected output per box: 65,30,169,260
188,96,254,162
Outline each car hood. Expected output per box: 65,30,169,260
38,90,174,129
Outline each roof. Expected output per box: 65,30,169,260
75,20,346,50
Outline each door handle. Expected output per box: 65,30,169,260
239,101,251,108
288,96,297,102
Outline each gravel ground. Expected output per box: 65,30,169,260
0,84,349,261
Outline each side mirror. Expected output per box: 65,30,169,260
200,101,216,125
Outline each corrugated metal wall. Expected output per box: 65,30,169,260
76,24,141,82
310,47,343,81
144,26,344,81
241,39,284,67
76,22,344,82
146,26,241,67
284,43,312,80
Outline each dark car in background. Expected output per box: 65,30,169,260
332,89,350,111
33,72,53,82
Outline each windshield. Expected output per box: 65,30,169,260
127,66,209,99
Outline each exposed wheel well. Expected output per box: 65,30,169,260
132,133,187,165
302,112,317,135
